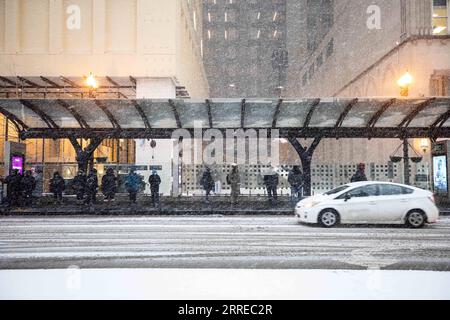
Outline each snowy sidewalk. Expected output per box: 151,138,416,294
1,269,450,300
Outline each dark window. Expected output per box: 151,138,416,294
326,39,334,57
339,185,378,199
379,184,413,196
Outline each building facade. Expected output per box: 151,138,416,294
202,0,287,98
284,0,450,192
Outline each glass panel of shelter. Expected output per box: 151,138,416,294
139,100,178,129
209,99,242,128
374,99,428,127
0,99,48,128
27,99,80,128
68,99,114,128
103,99,145,129
309,98,354,127
244,99,277,128
173,100,209,128
275,99,313,128
408,99,450,127
341,99,387,127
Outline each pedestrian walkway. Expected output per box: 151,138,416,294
0,196,296,216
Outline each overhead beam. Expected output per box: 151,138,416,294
398,98,436,128
367,98,396,128
40,76,62,88
303,98,321,128
169,99,182,129
335,98,358,128
0,76,19,87
132,100,151,130
60,76,82,88
106,76,120,87
56,99,90,129
19,127,450,140
272,99,283,128
20,99,59,129
240,99,246,128
94,100,121,129
17,76,42,88
206,99,213,128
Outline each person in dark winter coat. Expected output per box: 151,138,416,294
263,167,279,204
50,171,65,204
200,167,215,202
148,170,161,207
288,166,304,202
21,170,36,206
125,169,141,203
3,170,22,207
227,164,240,205
84,169,99,205
101,168,117,203
351,163,368,183
72,171,86,205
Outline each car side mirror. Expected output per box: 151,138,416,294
344,194,352,202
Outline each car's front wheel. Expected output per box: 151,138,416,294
318,209,340,228
405,210,426,229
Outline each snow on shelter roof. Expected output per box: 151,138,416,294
1,97,450,139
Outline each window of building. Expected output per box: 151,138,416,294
302,74,308,86
326,38,334,57
316,53,323,67
433,0,449,35
309,63,315,80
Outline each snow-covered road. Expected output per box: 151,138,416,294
1,215,450,270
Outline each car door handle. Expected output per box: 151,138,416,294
369,201,377,205
400,199,409,203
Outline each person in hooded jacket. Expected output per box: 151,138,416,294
72,171,86,205
101,168,117,203
84,169,99,205
263,167,279,204
351,163,368,183
3,170,22,207
288,166,304,202
148,170,161,207
200,167,215,203
125,169,141,204
50,171,65,204
21,170,36,206
32,168,44,199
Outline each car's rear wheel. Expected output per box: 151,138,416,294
405,210,426,229
318,209,340,228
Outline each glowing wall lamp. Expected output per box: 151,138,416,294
86,72,98,89
397,71,413,97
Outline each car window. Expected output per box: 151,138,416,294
324,185,350,195
379,184,412,196
338,185,378,199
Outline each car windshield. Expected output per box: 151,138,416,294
324,185,350,195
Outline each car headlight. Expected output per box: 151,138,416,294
303,201,321,209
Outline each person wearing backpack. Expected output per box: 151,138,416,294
84,169,98,205
72,170,86,205
50,171,66,204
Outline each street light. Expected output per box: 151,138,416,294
86,72,98,98
420,139,430,154
86,72,98,89
397,71,413,97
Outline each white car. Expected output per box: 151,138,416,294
295,182,439,228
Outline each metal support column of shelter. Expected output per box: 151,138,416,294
288,136,322,197
403,138,411,185
69,137,103,174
